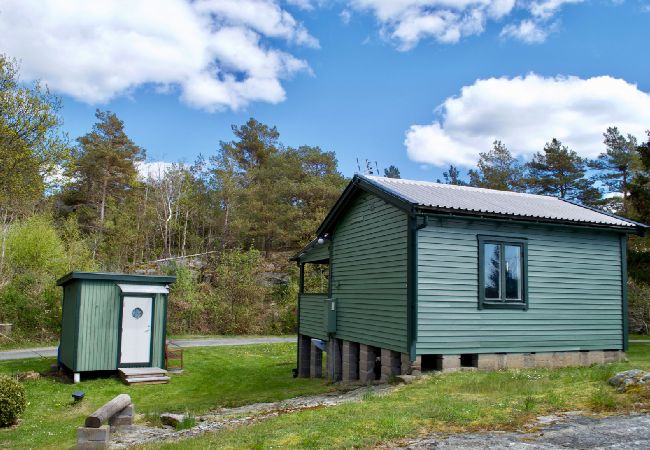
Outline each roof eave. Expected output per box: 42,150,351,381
56,271,177,286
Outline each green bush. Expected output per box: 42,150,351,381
0,375,27,427
629,279,650,335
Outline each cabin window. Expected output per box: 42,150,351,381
478,236,528,310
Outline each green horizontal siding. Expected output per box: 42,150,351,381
331,191,408,353
416,218,624,355
299,294,328,340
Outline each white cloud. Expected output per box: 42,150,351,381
500,19,549,43
404,74,650,167
340,9,353,24
0,0,317,111
285,0,314,10
347,0,584,48
137,161,175,180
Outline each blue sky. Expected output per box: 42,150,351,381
2,0,650,180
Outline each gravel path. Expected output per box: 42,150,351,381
0,337,295,360
395,412,650,449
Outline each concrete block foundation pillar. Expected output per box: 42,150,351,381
298,334,311,378
342,341,360,382
441,354,461,372
327,338,342,382
380,349,401,381
410,356,422,375
359,344,378,383
400,353,412,375
310,342,323,378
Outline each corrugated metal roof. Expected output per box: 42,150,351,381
363,175,639,228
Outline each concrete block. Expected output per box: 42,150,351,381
604,350,623,363
359,344,377,383
327,338,342,382
380,348,401,381
310,342,323,378
400,353,412,375
563,352,581,367
109,404,134,428
77,425,109,448
523,353,537,368
411,355,422,375
506,353,525,369
441,355,461,372
478,354,505,371
533,353,555,368
588,351,605,365
298,335,311,378
579,352,590,367
342,341,360,382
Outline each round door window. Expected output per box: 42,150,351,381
132,307,144,319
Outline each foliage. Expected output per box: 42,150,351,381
628,279,650,335
0,344,332,448
0,375,26,427
384,165,401,178
0,55,69,218
4,215,66,275
525,138,601,205
437,165,466,185
629,131,650,224
468,141,525,191
591,127,641,213
167,265,203,335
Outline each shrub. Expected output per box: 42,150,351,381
628,279,650,335
0,375,27,427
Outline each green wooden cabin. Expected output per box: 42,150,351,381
57,272,176,378
294,175,648,380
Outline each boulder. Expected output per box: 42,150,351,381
160,413,185,427
608,369,650,392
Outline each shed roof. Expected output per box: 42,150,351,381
315,175,647,236
57,271,176,286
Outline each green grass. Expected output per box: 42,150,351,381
630,334,650,341
0,337,58,351
0,343,332,449
146,344,650,450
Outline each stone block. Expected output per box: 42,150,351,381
578,352,590,367
563,351,581,367
342,341,360,382
298,335,311,378
400,353,412,375
604,350,623,363
359,344,377,383
506,353,525,369
478,354,505,371
441,355,461,372
380,348,401,382
533,352,554,368
410,355,422,375
523,353,537,368
327,338,342,382
310,342,323,378
588,351,605,365
77,425,109,449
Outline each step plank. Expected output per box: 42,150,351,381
123,376,170,385
119,367,167,377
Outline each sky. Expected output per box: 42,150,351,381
1,0,650,181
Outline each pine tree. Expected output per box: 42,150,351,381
629,131,650,224
468,141,524,191
437,165,466,185
384,165,401,179
525,139,601,205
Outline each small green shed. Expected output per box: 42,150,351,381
57,272,176,380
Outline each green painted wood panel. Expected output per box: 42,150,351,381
416,218,624,355
300,242,330,263
331,191,408,353
299,294,328,340
59,281,79,370
151,293,167,369
76,281,121,371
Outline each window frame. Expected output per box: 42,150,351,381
477,235,529,311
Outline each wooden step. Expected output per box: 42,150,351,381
119,367,168,377
123,375,170,385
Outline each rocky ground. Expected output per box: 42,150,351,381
396,412,650,449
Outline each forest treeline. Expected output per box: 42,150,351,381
1,55,649,341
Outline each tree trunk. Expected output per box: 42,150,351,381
99,177,108,227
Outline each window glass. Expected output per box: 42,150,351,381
484,243,500,299
505,245,522,300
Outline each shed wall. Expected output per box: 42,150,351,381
59,281,79,370
331,191,408,353
299,294,328,340
416,218,624,354
152,293,166,369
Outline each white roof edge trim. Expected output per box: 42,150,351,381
117,284,169,294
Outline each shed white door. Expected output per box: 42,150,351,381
120,296,153,365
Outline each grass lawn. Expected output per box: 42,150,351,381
630,334,650,341
146,344,650,450
0,338,58,351
0,344,332,449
